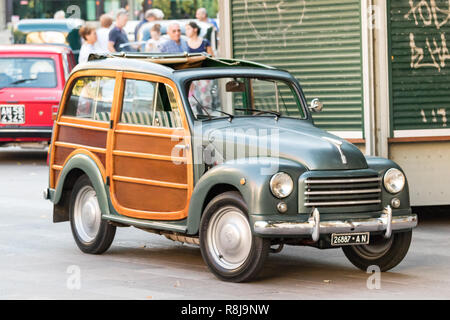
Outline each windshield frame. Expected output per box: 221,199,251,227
181,72,309,123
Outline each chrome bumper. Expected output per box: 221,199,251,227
254,206,418,241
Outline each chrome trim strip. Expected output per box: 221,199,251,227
254,208,417,239
305,199,381,206
305,188,381,195
305,177,381,184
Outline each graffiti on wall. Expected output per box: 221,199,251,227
242,0,306,51
403,0,450,127
404,0,450,71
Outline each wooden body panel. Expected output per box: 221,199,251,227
109,72,193,221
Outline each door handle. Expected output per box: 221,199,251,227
174,144,189,150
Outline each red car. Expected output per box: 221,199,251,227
0,44,75,147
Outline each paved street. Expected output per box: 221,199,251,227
0,147,449,300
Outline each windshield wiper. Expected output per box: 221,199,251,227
234,108,281,120
192,95,234,122
10,78,37,85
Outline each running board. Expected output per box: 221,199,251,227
102,214,188,233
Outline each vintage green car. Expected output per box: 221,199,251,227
45,53,417,282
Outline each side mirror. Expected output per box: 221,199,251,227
309,98,323,113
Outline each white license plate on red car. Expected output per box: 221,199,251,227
1,105,25,124
331,232,370,246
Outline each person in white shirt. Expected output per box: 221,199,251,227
96,14,113,53
145,24,163,53
78,26,98,64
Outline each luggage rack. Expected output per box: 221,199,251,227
87,52,275,70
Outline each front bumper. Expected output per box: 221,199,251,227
254,206,418,241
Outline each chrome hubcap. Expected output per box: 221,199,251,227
74,185,101,243
352,235,394,260
207,206,252,270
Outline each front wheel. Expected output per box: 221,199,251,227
342,230,412,272
69,174,116,254
199,191,270,282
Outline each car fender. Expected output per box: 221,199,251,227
365,156,410,209
53,152,110,215
186,157,306,235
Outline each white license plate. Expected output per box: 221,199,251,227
331,232,370,246
1,105,25,124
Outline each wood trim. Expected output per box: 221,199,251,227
54,141,107,154
114,127,184,139
112,149,186,163
112,175,188,189
58,118,110,131
388,136,450,143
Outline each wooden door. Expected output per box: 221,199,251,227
108,72,193,220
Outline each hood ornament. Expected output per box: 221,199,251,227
323,137,347,165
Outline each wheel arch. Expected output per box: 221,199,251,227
185,157,304,235
52,152,110,222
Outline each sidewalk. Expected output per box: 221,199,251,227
0,28,11,45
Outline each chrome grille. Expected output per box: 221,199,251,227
304,175,382,207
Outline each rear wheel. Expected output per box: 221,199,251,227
199,191,270,282
69,174,116,254
342,230,412,271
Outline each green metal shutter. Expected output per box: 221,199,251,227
389,0,450,132
231,0,364,133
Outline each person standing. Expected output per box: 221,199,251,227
134,9,158,41
96,14,113,53
158,23,189,53
144,24,163,53
196,7,218,31
185,21,213,55
108,9,130,53
78,26,98,63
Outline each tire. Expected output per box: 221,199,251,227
342,230,412,272
69,174,116,254
199,191,270,283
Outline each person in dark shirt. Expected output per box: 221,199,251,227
185,21,213,55
108,9,130,52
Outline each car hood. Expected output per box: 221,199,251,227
195,117,368,170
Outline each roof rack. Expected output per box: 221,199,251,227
87,52,276,70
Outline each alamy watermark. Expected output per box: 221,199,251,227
66,265,81,290
366,265,381,290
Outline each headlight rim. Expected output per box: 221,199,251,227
383,168,406,194
270,172,294,199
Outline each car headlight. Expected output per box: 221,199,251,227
270,172,294,198
383,168,405,194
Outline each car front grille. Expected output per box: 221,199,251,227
303,175,382,208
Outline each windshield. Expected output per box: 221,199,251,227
0,58,57,88
187,77,306,120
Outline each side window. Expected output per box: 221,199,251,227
153,84,183,128
63,76,115,121
94,77,115,121
120,79,156,126
119,79,182,128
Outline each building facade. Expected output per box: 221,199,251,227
9,0,218,21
